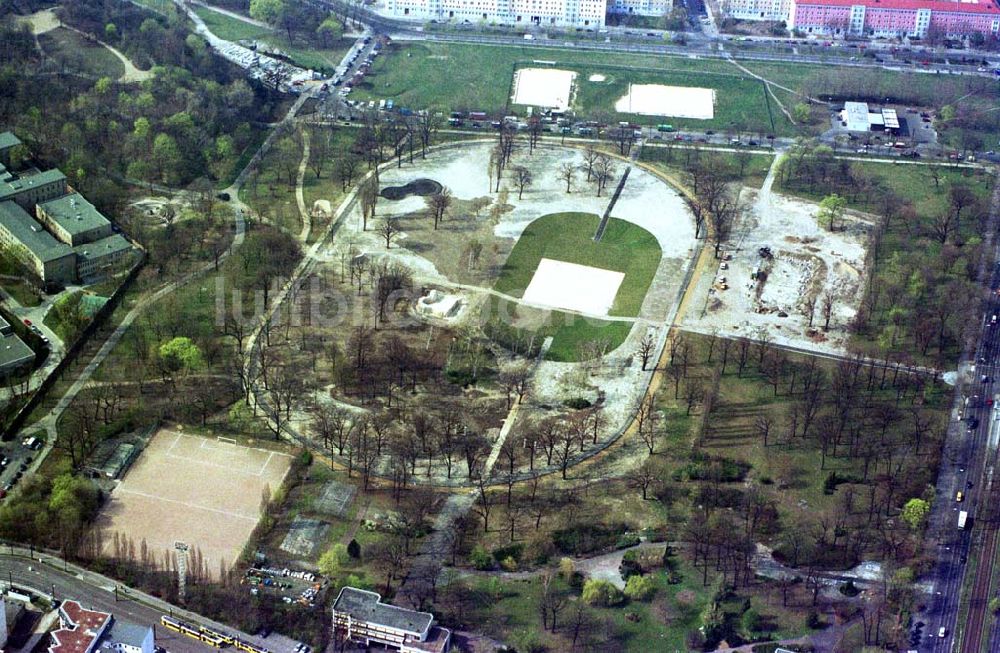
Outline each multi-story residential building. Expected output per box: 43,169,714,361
789,0,1000,37
722,0,792,21
383,0,608,27
332,587,451,653
608,0,673,16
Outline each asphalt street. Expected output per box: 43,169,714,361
0,550,304,653
316,0,1000,79
918,180,1000,652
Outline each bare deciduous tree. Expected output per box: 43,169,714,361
512,166,533,200
558,162,576,193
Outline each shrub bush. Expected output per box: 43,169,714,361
552,522,632,555
674,452,751,482
564,397,592,410
493,543,524,563
470,545,493,570
582,579,624,607
615,533,641,549
624,574,657,601
620,558,642,580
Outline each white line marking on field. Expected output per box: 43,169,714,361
164,432,182,455
162,452,267,477
115,489,258,521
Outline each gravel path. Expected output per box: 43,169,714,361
296,132,312,242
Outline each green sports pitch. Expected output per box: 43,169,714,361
488,212,661,362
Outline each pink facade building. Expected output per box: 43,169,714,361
789,0,1000,37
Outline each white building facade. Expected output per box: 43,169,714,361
721,0,791,21
608,0,673,16
383,0,608,26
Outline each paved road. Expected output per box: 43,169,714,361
314,0,999,79
916,175,1000,652
0,548,300,653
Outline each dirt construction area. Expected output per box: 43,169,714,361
680,157,871,355
96,429,292,575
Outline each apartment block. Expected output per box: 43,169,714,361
789,0,1000,37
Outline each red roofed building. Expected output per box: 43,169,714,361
48,601,154,653
49,602,111,653
789,0,1000,37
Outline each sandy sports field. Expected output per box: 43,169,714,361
522,258,625,316
615,84,715,119
96,429,292,575
512,67,576,111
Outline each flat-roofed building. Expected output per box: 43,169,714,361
36,193,114,246
103,618,154,653
841,101,870,131
384,0,609,27
49,601,154,653
74,234,137,281
790,0,1000,38
0,201,76,284
722,0,791,21
0,132,21,168
0,329,35,376
0,314,32,375
0,169,67,211
332,587,451,653
609,0,673,16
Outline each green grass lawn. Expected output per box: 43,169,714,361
130,0,178,15
541,312,633,363
639,146,775,189
193,5,272,42
38,28,125,79
573,66,775,134
456,558,728,651
351,42,789,135
2,280,41,307
193,5,351,74
494,212,660,317
778,160,991,218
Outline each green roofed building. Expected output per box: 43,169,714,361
0,132,21,167
0,314,34,377
0,133,137,285
0,201,76,284
37,193,113,246
74,234,137,281
0,332,34,377
0,169,67,211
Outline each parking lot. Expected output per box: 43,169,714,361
0,433,43,499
